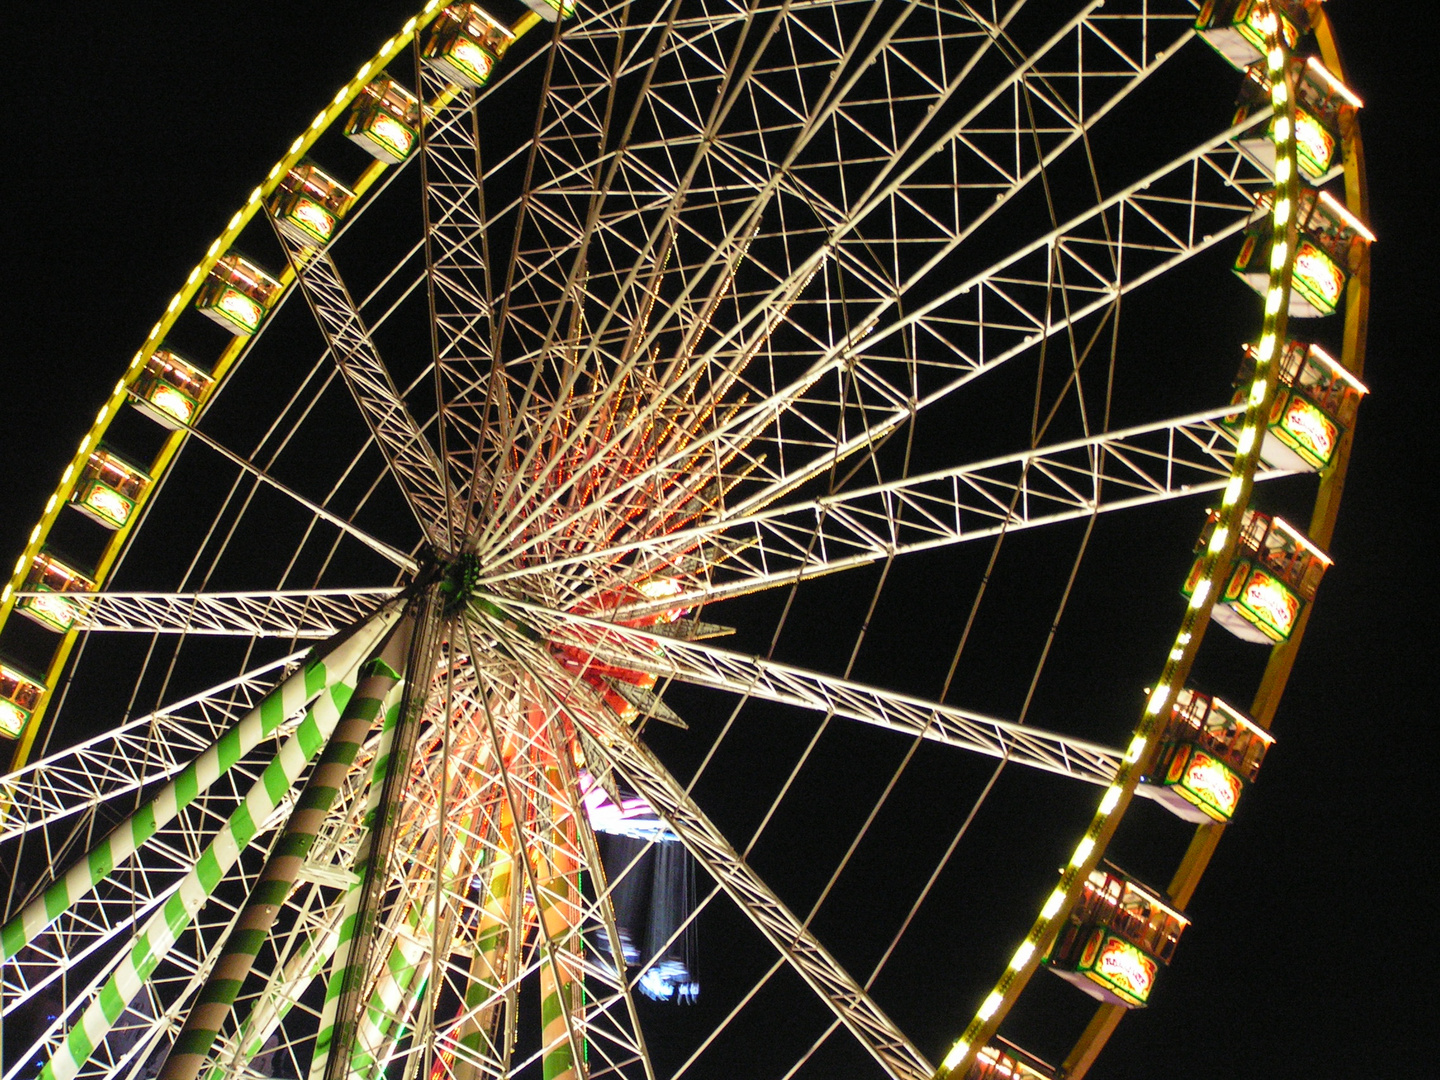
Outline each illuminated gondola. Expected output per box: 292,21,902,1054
1045,866,1188,1008
1143,687,1274,823
267,163,355,247
1223,338,1367,472
1184,508,1331,643
128,348,214,428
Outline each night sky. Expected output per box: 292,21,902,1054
0,3,1433,1078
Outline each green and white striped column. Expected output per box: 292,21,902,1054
347,906,431,1080
307,670,406,1080
159,617,414,1080
38,670,361,1080
453,838,516,1080
537,765,583,1080
0,607,398,965
200,891,350,1080
354,788,500,1080
312,587,442,1080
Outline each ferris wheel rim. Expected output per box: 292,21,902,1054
0,3,1370,1080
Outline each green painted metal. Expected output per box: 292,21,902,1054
39,678,360,1080
157,617,415,1080
0,609,399,967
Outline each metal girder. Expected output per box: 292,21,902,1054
0,652,305,846
0,4,1338,1080
276,229,454,549
468,0,1213,573
61,755,382,1080
481,405,1295,606
450,643,655,1080
481,598,1124,788
13,588,404,638
416,69,505,538
475,118,1274,597
0,613,398,1065
600,741,933,1080
496,625,934,1080
6,770,290,1036
465,0,1001,561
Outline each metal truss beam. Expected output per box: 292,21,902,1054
484,599,1123,788
491,405,1294,609
276,226,454,550
13,589,404,638
477,119,1273,597
498,628,934,1080
469,1,1212,572
0,653,306,846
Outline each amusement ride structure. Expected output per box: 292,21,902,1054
0,1,1369,1079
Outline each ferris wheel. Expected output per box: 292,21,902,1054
0,2,1370,1080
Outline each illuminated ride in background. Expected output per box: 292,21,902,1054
0,2,1368,1079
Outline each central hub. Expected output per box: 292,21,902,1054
437,552,482,615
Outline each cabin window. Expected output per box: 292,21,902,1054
1046,867,1188,1007
345,76,422,163
1235,57,1361,183
0,662,46,739
195,253,283,335
129,349,214,428
1233,189,1374,319
1184,509,1331,643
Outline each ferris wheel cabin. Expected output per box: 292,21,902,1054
1184,509,1331,644
1142,687,1274,823
15,552,96,635
1234,56,1361,185
0,660,47,740
962,1042,1058,1080
424,3,519,88
1223,339,1368,472
521,0,577,23
345,76,422,163
69,447,153,530
194,253,283,335
127,348,214,429
1194,0,1320,69
1234,187,1374,318
268,163,355,247
1045,866,1189,1008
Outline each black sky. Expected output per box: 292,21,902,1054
0,3,1434,1078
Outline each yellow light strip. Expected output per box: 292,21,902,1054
934,21,1305,1079
1305,55,1364,107
1317,188,1377,242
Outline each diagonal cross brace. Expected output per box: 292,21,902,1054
529,657,935,1080
490,598,1124,788
275,224,453,550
